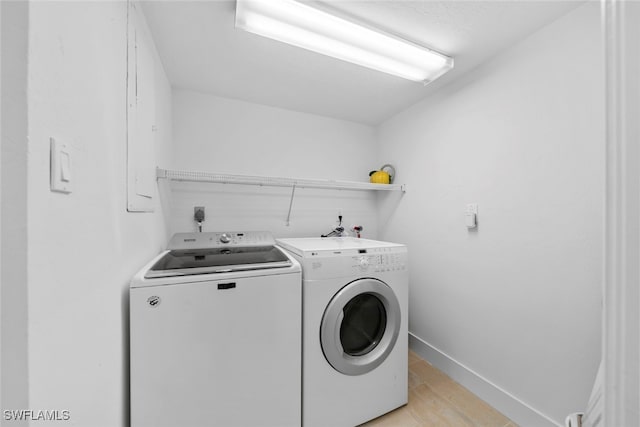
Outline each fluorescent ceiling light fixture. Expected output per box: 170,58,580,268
235,0,454,84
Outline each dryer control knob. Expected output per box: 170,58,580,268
220,233,232,244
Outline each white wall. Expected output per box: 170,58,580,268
25,2,171,426
376,3,603,426
1,1,29,421
170,89,379,239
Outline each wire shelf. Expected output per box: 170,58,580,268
156,168,406,192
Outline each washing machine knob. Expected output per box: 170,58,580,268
359,256,370,269
220,233,232,244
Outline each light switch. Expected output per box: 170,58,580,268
50,137,72,193
465,212,477,228
60,151,71,182
465,203,478,229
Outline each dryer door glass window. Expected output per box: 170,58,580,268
321,278,401,376
340,294,387,356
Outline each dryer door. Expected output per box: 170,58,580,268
320,278,401,376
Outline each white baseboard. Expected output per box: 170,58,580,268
408,332,562,427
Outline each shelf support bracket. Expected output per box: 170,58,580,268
285,183,297,226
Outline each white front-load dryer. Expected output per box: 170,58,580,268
277,237,408,427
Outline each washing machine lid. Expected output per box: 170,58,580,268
145,231,292,278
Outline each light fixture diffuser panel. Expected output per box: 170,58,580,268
235,0,454,84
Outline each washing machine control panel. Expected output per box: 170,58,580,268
168,231,275,250
351,248,406,273
358,256,370,269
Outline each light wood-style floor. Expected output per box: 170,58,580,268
360,351,518,427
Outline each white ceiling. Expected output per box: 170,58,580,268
141,0,583,125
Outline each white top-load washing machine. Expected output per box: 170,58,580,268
130,231,302,427
276,237,408,427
